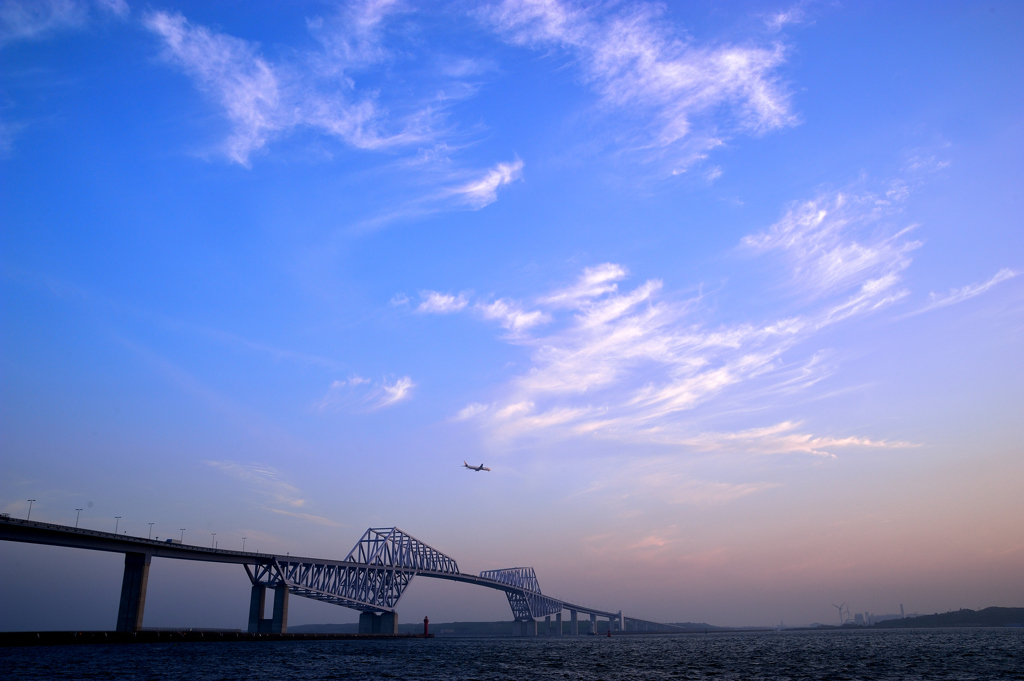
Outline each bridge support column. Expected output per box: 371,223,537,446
271,584,289,633
590,613,597,635
115,552,150,632
545,615,551,635
556,612,562,635
618,611,624,631
359,612,398,634
570,609,578,635
247,585,266,633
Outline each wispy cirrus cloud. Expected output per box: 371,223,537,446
740,188,919,300
449,158,524,207
206,461,305,508
1,0,126,47
482,0,796,171
144,7,425,166
450,185,930,456
917,268,1018,314
316,374,415,412
416,291,469,314
206,461,342,526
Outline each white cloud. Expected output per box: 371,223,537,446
451,158,524,208
477,298,550,334
0,0,128,46
449,186,922,456
918,268,1018,313
1,0,88,45
669,421,914,458
316,374,414,411
206,461,343,526
94,0,127,17
539,263,627,307
483,0,795,170
378,376,415,407
741,190,919,301
143,6,427,166
764,4,807,32
455,402,489,420
417,291,469,314
206,461,305,508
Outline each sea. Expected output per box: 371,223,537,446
2,629,1022,680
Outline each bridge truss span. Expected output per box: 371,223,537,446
479,567,563,620
344,527,459,574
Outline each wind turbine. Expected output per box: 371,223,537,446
833,603,846,626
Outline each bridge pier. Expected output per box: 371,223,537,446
515,619,536,636
247,584,289,633
545,615,551,635
247,585,266,633
272,584,289,633
115,552,150,632
359,612,398,634
570,609,578,635
590,613,596,634
556,611,562,635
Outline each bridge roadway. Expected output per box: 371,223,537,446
0,517,670,636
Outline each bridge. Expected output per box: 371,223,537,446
0,516,681,635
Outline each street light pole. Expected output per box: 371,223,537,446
211,533,216,548
242,537,247,552
114,517,121,534
26,500,35,520
180,528,185,542
75,509,83,528
148,523,154,539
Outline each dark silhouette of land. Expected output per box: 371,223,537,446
289,621,730,636
289,608,1024,636
871,607,1024,628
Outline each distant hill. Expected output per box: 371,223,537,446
288,620,723,636
872,607,1024,628
288,621,525,636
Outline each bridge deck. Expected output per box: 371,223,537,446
0,517,620,618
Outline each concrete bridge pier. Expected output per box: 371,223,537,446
516,619,537,636
247,584,266,633
590,613,596,634
545,615,551,635
248,584,290,633
272,584,289,633
115,552,150,632
359,612,398,634
570,609,578,635
556,611,563,635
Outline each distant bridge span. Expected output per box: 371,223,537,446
0,517,677,635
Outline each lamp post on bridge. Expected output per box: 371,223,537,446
148,523,154,539
242,537,247,552
211,533,216,548
75,509,83,528
180,529,185,542
114,517,121,534
26,500,35,520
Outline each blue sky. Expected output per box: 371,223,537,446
1,0,1022,629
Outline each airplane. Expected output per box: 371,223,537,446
463,461,491,472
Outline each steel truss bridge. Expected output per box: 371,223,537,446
0,517,683,635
